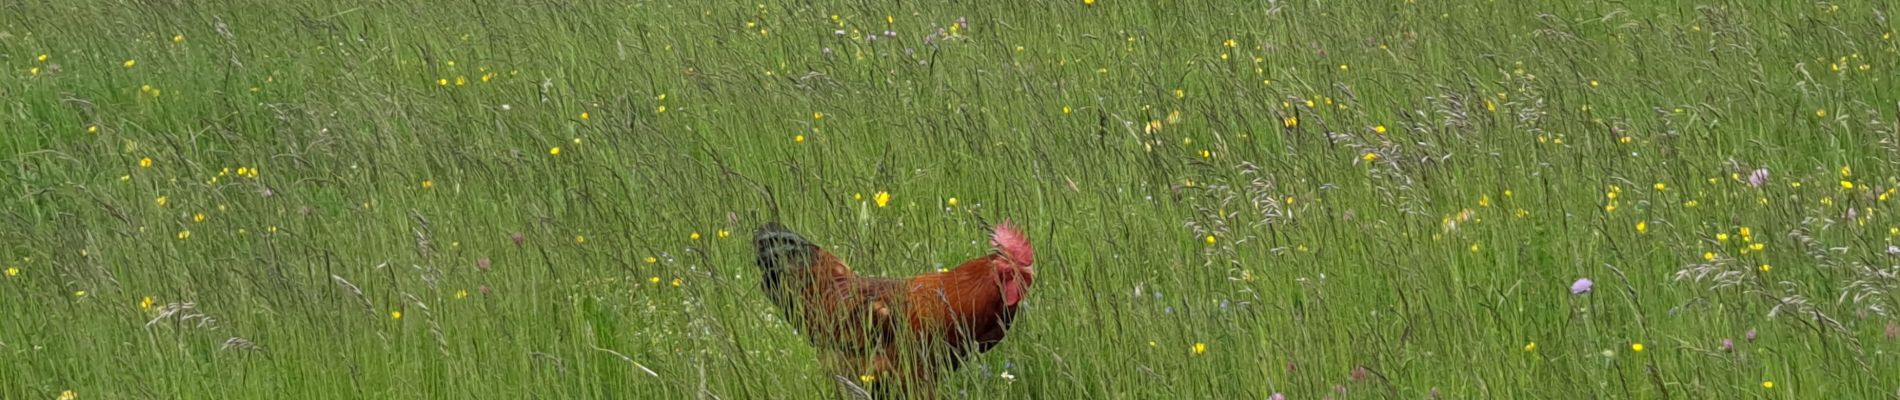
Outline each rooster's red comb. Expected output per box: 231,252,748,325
991,220,1034,265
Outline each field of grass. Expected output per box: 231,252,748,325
4,0,1900,398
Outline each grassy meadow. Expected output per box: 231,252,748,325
5,0,1900,398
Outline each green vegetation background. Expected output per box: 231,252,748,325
3,1,1898,398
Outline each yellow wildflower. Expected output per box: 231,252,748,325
1635,221,1647,233
140,296,155,311
1841,181,1854,189
1717,233,1730,242
1631,343,1644,352
574,235,586,244
123,59,136,68
421,180,434,189
1702,252,1715,261
173,34,184,42
1374,125,1387,134
794,134,805,143
1524,342,1537,352
690,232,701,240
1763,381,1773,389
455,290,468,299
579,112,590,121
644,256,658,264
177,230,191,240
59,390,76,400
140,157,153,168
1815,109,1827,118
3,267,16,277
1204,235,1216,245
1362,153,1378,162
1282,116,1298,128
1759,264,1771,273
390,310,402,320
874,191,891,207
649,276,661,284
947,197,959,207
549,147,561,156
155,196,168,207
1192,342,1207,355
1653,183,1666,191
813,111,824,121
194,213,206,222
671,278,683,287
717,229,731,239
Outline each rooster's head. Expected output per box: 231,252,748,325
990,220,1036,306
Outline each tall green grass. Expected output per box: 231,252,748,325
3,0,1898,398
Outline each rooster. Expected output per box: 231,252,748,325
754,220,1037,399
